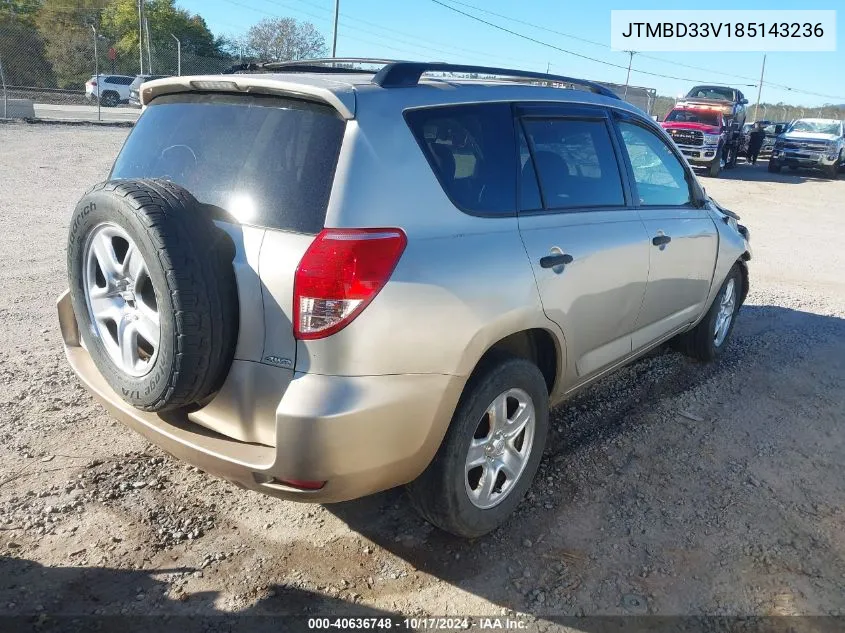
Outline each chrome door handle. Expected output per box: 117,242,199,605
652,235,672,246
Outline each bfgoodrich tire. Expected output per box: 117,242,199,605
407,355,549,538
67,180,238,412
673,265,743,363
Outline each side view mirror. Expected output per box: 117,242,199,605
741,98,749,105
775,125,784,134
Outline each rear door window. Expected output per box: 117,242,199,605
110,92,346,234
521,118,625,209
404,103,516,215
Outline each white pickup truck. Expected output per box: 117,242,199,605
769,119,845,179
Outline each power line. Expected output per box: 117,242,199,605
258,0,548,69
427,0,741,85
440,0,763,85
431,0,845,101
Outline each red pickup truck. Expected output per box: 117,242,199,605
661,101,742,177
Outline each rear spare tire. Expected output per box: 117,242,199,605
67,179,238,412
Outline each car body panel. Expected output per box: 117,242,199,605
59,68,750,503
519,209,650,378
632,208,719,349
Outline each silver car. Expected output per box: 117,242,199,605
58,60,751,537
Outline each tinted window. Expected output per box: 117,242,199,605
518,127,542,210
111,93,346,234
405,103,516,215
618,122,692,207
522,118,624,209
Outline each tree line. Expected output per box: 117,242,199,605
0,0,327,90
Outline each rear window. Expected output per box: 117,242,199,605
404,103,516,215
110,93,346,234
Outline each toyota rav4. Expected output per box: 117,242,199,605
58,60,751,537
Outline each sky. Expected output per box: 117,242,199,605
175,0,844,107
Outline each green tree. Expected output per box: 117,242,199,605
1,1,55,87
35,0,109,89
100,0,227,75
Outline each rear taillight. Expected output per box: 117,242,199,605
293,228,407,340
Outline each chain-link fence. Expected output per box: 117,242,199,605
0,5,237,122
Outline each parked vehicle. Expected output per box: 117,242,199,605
85,75,135,107
58,60,751,538
759,122,788,158
128,75,168,107
684,85,749,126
661,103,738,176
769,119,844,178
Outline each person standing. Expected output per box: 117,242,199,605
747,122,766,165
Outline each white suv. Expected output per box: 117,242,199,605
85,74,135,107
59,60,751,537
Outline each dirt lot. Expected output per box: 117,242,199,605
1,123,844,626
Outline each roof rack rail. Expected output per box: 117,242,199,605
223,58,400,75
371,62,620,99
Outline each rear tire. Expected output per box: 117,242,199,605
768,160,781,173
100,91,119,107
672,265,742,363
407,355,549,538
67,180,238,412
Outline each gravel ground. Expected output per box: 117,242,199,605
1,123,844,626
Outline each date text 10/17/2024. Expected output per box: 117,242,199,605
307,617,528,630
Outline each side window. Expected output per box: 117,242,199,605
521,118,625,209
617,121,693,207
518,127,542,210
404,103,516,215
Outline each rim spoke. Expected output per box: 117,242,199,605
135,309,160,349
504,401,532,439
476,464,496,503
123,243,146,280
497,446,523,481
488,394,508,434
89,293,123,325
91,231,120,279
466,439,487,470
118,318,139,370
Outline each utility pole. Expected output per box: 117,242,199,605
145,16,153,74
91,24,101,122
171,34,181,75
546,62,551,74
331,0,339,57
623,51,635,100
0,50,7,119
753,53,766,121
138,0,144,74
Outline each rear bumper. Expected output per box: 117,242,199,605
58,290,463,502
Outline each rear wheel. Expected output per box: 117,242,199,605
673,265,742,362
407,355,549,538
100,91,119,107
768,160,781,173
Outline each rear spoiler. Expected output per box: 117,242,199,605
138,74,356,119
